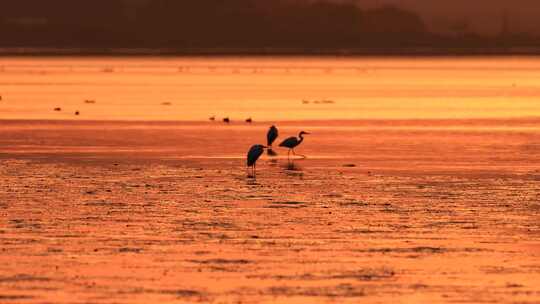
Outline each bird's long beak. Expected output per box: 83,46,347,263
304,132,311,135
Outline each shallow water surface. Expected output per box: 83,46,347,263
1,56,540,121
1,119,540,303
1,56,540,303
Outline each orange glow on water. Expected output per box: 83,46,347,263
1,56,540,121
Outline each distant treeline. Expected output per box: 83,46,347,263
0,0,538,53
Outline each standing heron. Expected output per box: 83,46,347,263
247,144,267,177
266,125,279,155
279,131,310,160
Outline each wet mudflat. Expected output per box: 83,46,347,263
1,120,540,303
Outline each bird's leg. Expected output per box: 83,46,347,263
253,163,257,178
292,149,306,159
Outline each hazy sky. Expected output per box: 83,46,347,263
350,0,540,35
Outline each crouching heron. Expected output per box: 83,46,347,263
267,125,279,156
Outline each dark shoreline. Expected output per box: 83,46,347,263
2,47,540,57
2,117,539,126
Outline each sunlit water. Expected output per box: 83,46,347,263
3,57,540,304
1,56,540,121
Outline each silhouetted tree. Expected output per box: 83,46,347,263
0,0,538,53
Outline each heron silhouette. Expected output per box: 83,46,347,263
247,144,267,177
266,125,279,155
279,131,310,160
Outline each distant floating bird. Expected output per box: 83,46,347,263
54,107,62,111
279,131,310,160
84,99,96,104
247,144,267,177
161,102,172,106
209,116,216,121
75,111,80,116
223,117,230,123
245,117,252,123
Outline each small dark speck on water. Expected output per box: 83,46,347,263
119,247,142,253
506,283,523,288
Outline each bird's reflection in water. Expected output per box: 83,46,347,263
246,178,261,186
267,148,278,156
285,169,303,179
284,161,303,172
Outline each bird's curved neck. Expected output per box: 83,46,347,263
298,133,304,144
